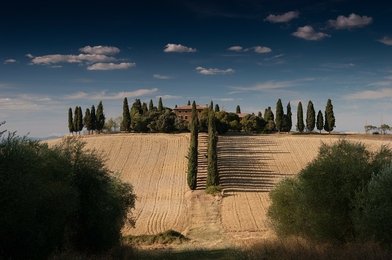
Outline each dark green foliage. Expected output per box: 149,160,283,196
0,135,136,258
68,107,74,133
158,97,163,112
324,99,335,133
187,100,191,106
236,105,241,114
241,114,266,133
198,108,210,132
281,102,292,132
155,111,177,133
297,102,304,133
207,108,219,187
216,112,241,133
214,104,220,112
78,106,83,132
96,101,105,133
187,101,198,190
73,106,83,134
149,99,154,111
90,105,97,132
209,101,213,110
306,100,315,132
121,97,131,132
317,110,324,133
125,230,188,245
84,108,92,133
354,165,392,244
264,107,274,122
268,140,392,243
130,99,143,130
142,102,148,115
275,99,284,132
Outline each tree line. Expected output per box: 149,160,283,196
68,101,105,134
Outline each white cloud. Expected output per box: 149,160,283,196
156,94,182,100
79,45,120,55
345,88,392,100
292,26,330,41
253,46,272,53
227,45,272,54
328,13,372,30
230,78,314,93
29,54,116,65
196,66,235,75
4,59,16,64
153,74,171,80
378,36,392,46
164,43,197,53
227,46,244,52
86,62,135,71
265,11,299,23
65,88,158,100
0,94,58,111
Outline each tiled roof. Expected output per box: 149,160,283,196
174,105,207,110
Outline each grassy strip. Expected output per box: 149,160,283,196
124,230,188,245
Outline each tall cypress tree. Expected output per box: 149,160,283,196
207,106,219,187
96,101,105,133
306,100,316,132
324,99,335,133
142,102,148,115
236,105,241,114
317,110,324,133
209,101,213,110
90,105,97,133
122,97,131,132
68,107,74,134
187,101,199,190
84,108,92,134
297,102,305,133
77,106,83,133
286,102,292,132
149,99,154,111
158,97,163,112
73,106,79,134
187,100,191,106
215,104,220,112
275,99,284,132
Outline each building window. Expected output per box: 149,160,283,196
185,116,188,120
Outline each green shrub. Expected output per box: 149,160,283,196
0,134,136,258
268,140,392,243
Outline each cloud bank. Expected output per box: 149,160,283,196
328,13,372,30
292,26,330,41
164,43,197,53
265,11,299,23
196,66,235,75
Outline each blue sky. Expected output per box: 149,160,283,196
1,0,392,137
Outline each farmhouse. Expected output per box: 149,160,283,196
173,104,207,122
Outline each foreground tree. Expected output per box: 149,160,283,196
324,99,335,133
316,110,324,133
297,102,304,133
275,99,284,132
187,101,198,190
268,140,392,243
121,97,131,132
306,100,315,132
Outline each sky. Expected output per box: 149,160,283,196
1,0,392,137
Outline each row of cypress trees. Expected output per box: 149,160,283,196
187,101,198,190
67,101,105,134
207,102,219,187
295,99,335,133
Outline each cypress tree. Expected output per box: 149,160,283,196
286,102,292,132
68,107,74,134
149,99,154,111
84,108,92,134
73,106,79,134
297,102,304,133
96,101,105,133
158,97,163,112
187,101,199,190
317,110,324,133
207,106,219,187
275,99,284,132
236,105,241,114
142,102,148,115
258,111,262,118
306,100,316,132
324,99,335,133
122,97,131,132
187,100,191,106
90,105,97,133
77,106,83,133
215,104,220,112
209,101,213,110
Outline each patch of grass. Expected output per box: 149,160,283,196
205,185,222,195
124,230,188,245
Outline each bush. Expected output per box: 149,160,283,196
0,134,136,258
268,140,392,243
